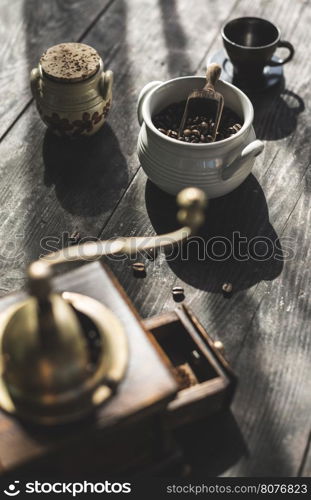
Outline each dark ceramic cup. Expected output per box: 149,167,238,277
221,17,294,84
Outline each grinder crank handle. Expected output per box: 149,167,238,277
27,188,207,293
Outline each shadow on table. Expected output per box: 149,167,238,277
158,0,193,76
174,410,247,477
145,174,283,293
25,0,133,222
251,80,305,141
42,124,128,217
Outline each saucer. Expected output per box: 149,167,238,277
207,49,284,93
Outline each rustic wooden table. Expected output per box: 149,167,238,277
0,0,309,478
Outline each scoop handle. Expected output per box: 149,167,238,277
204,63,222,90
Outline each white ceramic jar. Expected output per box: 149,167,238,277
137,76,264,198
30,43,113,137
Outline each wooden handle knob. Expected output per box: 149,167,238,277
204,63,222,89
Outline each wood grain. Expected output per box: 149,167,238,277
0,0,238,295
98,0,311,477
0,0,309,478
299,432,311,477
225,175,311,477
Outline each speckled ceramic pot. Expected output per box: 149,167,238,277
30,46,113,137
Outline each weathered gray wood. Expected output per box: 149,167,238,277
98,0,311,477
0,0,309,479
225,176,311,477
299,433,311,477
0,0,237,294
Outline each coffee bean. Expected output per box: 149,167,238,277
132,262,146,277
172,286,185,302
222,282,233,295
183,129,192,136
232,123,242,132
153,101,242,144
132,262,145,271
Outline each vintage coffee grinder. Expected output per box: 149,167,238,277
0,188,206,425
0,188,236,476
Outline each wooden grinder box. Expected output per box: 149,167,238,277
144,304,236,429
0,262,236,477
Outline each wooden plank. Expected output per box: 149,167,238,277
0,0,238,295
98,0,311,477
203,0,311,477
225,180,311,477
0,0,309,478
101,0,311,329
0,0,114,140
299,433,311,477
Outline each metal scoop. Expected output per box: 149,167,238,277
178,63,224,142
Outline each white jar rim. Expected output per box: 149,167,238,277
142,76,254,148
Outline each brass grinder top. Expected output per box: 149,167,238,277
0,262,128,425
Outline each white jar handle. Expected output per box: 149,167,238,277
137,81,162,126
100,70,113,100
30,68,41,98
222,140,264,181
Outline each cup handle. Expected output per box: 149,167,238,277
269,40,294,66
222,140,264,181
137,81,162,126
100,70,113,100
